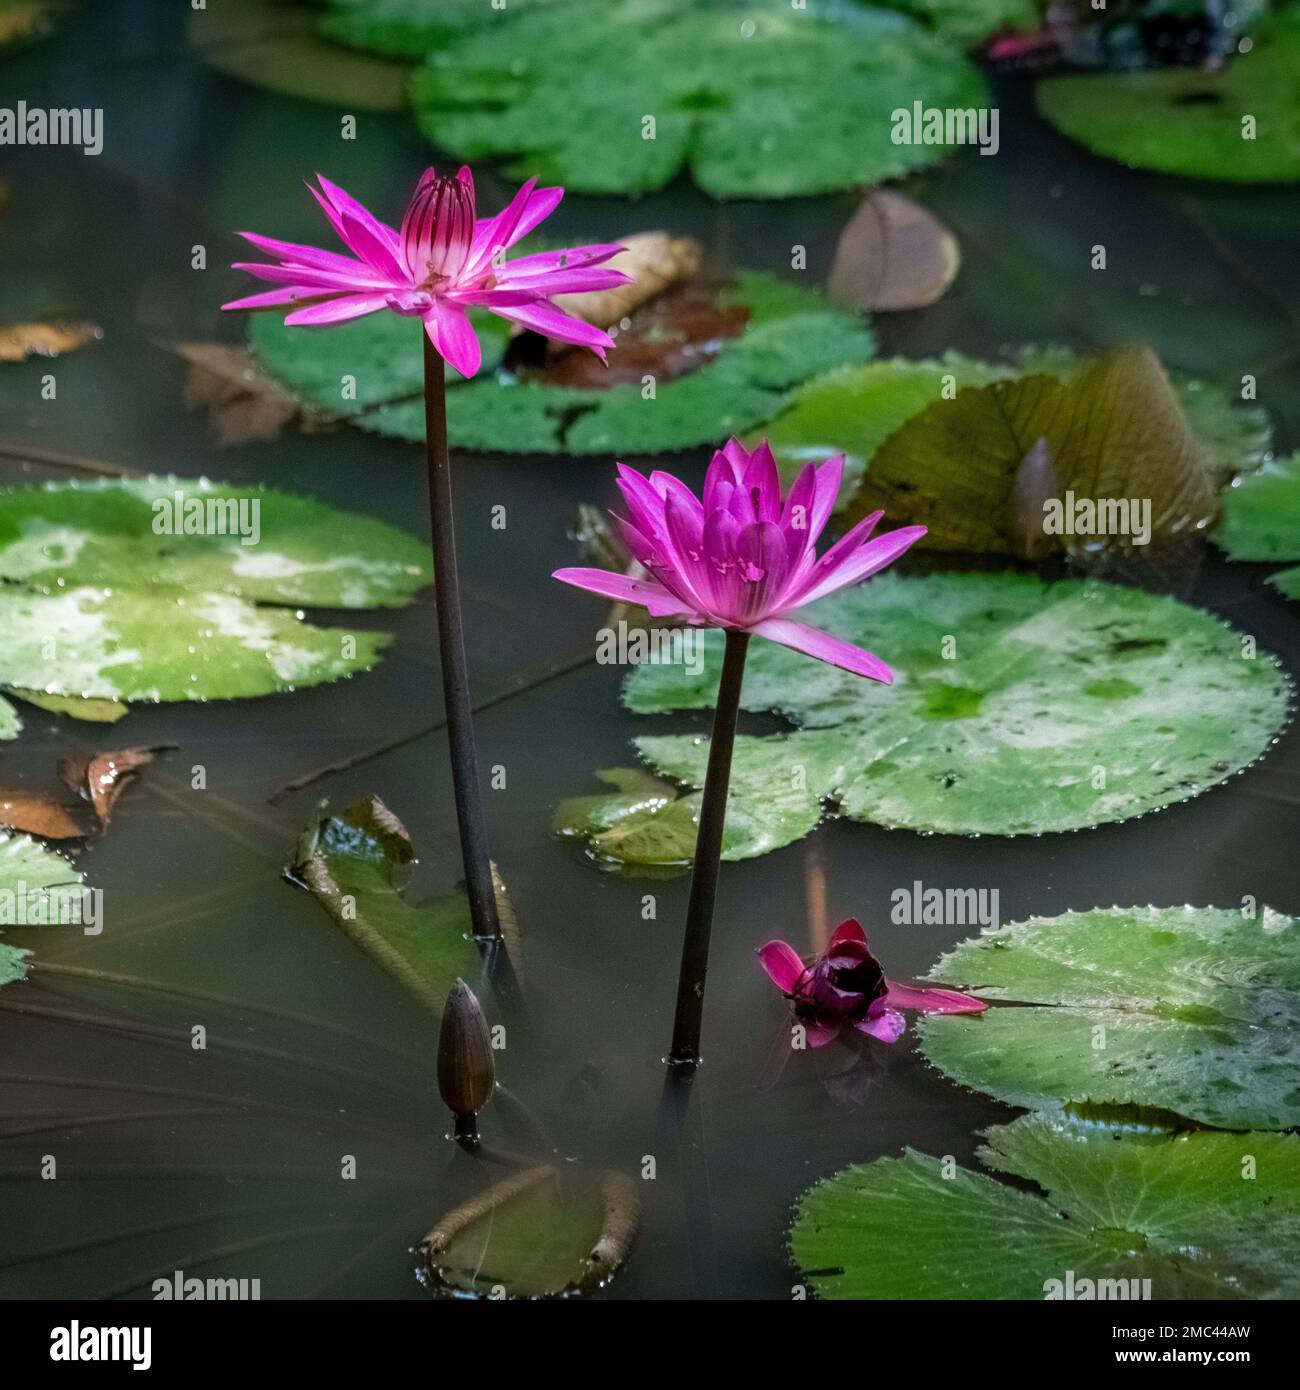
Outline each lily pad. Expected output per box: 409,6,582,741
790,1108,1300,1299
6,689,129,723
844,346,1216,556
0,586,387,702
1215,451,1300,563
917,905,1300,1130
250,271,874,455
885,0,1040,50
421,1165,640,1299
287,794,486,1012
0,696,19,741
0,832,87,985
410,0,987,198
617,572,1290,844
760,349,1269,500
1035,7,1300,184
0,476,431,609
319,0,573,57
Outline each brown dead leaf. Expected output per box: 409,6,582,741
828,189,961,312
553,232,702,330
58,745,168,826
0,788,87,840
0,321,102,362
172,342,322,447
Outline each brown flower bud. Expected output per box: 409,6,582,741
437,979,495,1127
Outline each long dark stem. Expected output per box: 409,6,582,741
668,629,751,1070
423,334,500,941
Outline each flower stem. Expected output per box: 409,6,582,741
422,334,500,941
668,628,751,1071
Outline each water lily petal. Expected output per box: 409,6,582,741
493,299,615,358
796,524,928,608
885,983,988,1015
749,618,893,682
827,918,868,950
855,1008,906,1043
283,293,390,326
424,301,482,379
551,568,685,617
757,940,807,994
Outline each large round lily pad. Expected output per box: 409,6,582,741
613,571,1290,844
249,271,874,455
409,0,987,198
0,476,430,609
1035,8,1300,184
917,905,1300,1130
790,1108,1300,1299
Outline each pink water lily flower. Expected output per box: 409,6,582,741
758,919,986,1047
223,165,629,379
553,439,925,680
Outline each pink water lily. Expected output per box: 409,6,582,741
223,165,629,379
553,439,925,680
758,919,986,1048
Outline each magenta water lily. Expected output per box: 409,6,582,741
759,919,986,1049
223,165,628,379
554,439,923,1070
554,439,925,679
225,164,631,944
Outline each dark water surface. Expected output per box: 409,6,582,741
1,2,1299,1299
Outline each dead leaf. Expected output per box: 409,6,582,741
172,342,322,446
7,689,130,723
0,321,102,362
828,189,961,312
0,788,86,840
847,346,1216,556
57,745,168,826
553,232,702,330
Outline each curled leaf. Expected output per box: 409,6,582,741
6,690,129,723
172,342,323,447
57,745,167,826
422,1166,640,1299
828,189,960,311
0,788,86,840
552,232,701,331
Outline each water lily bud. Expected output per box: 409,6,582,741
438,979,495,1126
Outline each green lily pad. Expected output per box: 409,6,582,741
0,695,19,741
759,350,1269,502
1035,7,1300,184
422,1165,640,1299
319,0,573,58
0,832,87,985
790,1108,1300,1299
1271,566,1300,600
409,0,987,198
287,794,484,1012
0,477,430,609
250,271,874,455
885,0,1039,49
0,586,387,702
918,905,1300,1130
615,571,1290,845
1215,451,1300,563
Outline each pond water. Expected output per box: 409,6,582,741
1,3,1298,1300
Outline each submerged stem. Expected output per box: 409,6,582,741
423,333,500,941
667,628,751,1071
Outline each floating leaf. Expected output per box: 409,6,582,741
0,832,85,983
0,696,20,742
421,1165,639,1299
846,347,1216,556
5,689,129,723
409,1,986,198
551,231,702,332
1035,8,1300,184
173,342,322,447
0,476,430,608
760,349,1268,503
619,572,1289,843
918,905,1300,1130
251,270,873,455
58,745,165,826
828,189,960,311
0,586,387,702
884,0,1040,50
0,321,101,361
1215,451,1300,563
0,790,85,840
287,795,484,1012
319,0,573,58
189,0,410,111
790,1108,1300,1299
